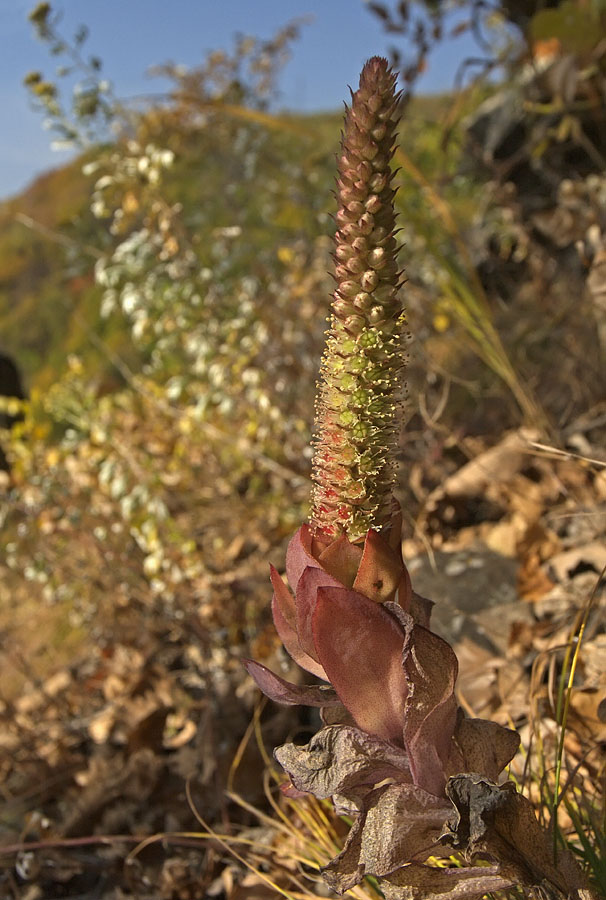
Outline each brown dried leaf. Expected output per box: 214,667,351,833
322,782,452,892
320,703,355,726
445,774,592,897
163,717,197,749
548,542,606,583
381,861,516,899
452,637,502,717
452,716,520,781
88,705,115,744
274,724,411,809
126,705,169,754
568,686,606,743
438,429,540,499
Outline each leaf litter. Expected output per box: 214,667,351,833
0,422,605,898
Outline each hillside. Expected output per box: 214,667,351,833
0,154,125,388
0,93,466,392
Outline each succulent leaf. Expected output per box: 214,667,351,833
312,584,410,743
242,658,340,707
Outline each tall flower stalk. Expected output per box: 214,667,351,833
311,57,407,540
244,57,595,900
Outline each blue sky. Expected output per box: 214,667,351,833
1,0,479,200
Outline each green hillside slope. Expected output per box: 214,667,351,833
0,94,469,393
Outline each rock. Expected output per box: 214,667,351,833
407,546,532,655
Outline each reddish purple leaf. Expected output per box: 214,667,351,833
270,591,327,679
285,524,322,591
403,624,459,796
353,529,403,602
295,566,343,661
280,781,308,799
398,567,413,609
242,659,338,707
312,586,408,744
269,564,296,629
317,533,363,587
270,565,326,678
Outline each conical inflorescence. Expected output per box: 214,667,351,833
310,56,408,539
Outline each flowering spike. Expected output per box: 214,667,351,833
310,57,408,540
242,57,592,900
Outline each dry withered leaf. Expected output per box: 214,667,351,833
548,542,606,583
568,687,606,744
494,659,529,723
63,748,164,837
126,705,169,754
481,516,520,557
320,702,355,727
587,241,606,349
380,861,516,900
274,724,411,812
518,557,557,603
88,706,115,744
163,716,197,749
444,774,595,899
452,637,501,717
436,429,540,499
321,782,452,892
451,715,520,781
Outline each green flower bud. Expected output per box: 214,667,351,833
358,330,379,349
338,409,358,427
352,388,370,406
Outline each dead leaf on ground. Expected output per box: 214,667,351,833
436,429,541,499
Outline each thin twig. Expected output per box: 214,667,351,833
15,212,103,260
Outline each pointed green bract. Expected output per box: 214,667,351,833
310,57,408,539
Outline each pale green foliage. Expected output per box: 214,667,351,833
6,10,334,610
